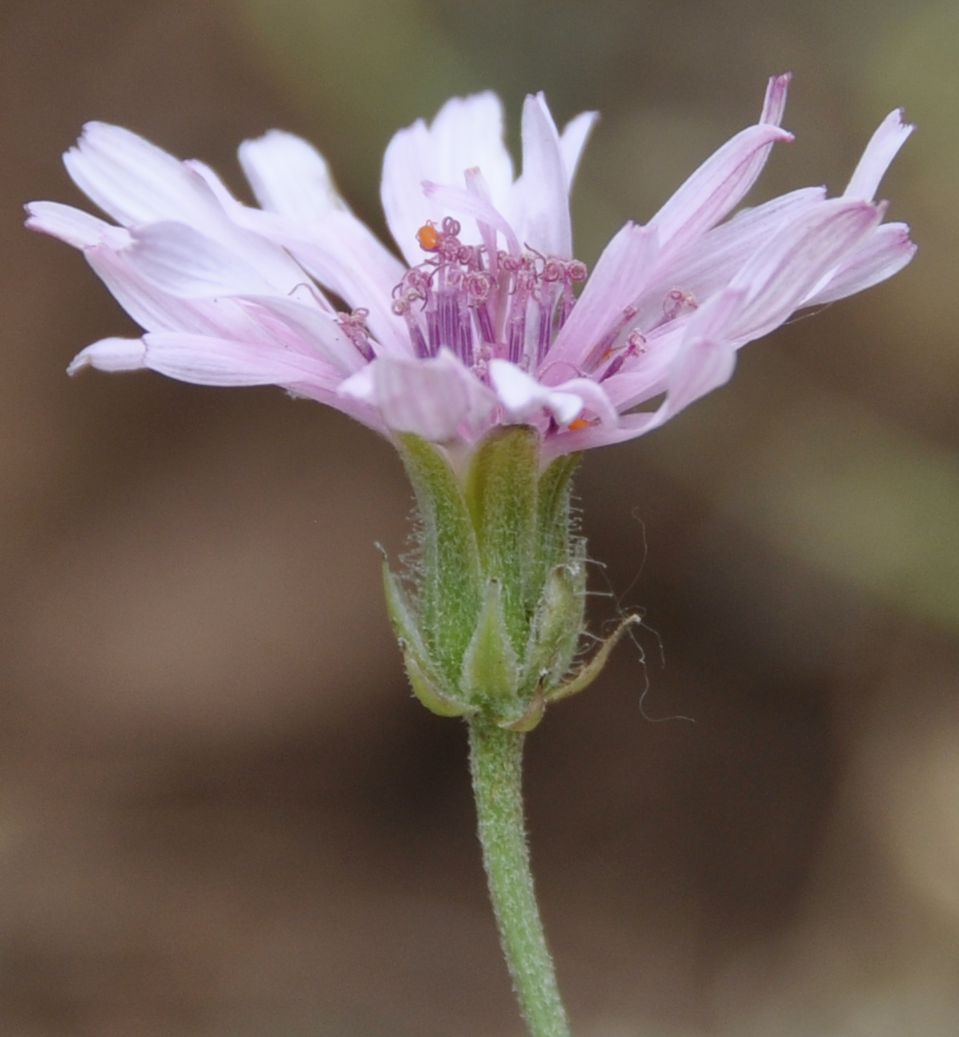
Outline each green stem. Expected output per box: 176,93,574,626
468,720,571,1037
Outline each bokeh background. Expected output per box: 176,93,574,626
3,1,957,1034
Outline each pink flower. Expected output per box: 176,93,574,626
27,76,914,459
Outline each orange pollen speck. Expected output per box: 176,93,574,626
568,418,591,432
416,223,440,251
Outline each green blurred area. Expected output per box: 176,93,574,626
2,1,957,1034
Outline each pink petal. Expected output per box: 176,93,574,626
632,332,737,436
429,93,515,205
235,295,367,374
728,199,882,338
68,336,147,375
64,123,224,231
601,287,745,414
25,201,131,250
63,128,317,297
192,160,406,353
253,209,408,356
544,289,744,458
649,122,793,258
465,167,505,268
422,180,520,255
559,110,599,189
803,222,917,306
844,109,914,201
381,93,514,266
83,246,254,337
238,130,346,221
124,222,279,297
63,219,314,343
139,332,340,388
490,360,584,425
759,72,791,125
341,348,495,441
539,402,671,459
549,376,619,426
380,117,434,267
517,92,572,258
634,187,826,320
69,331,381,432
546,222,658,375
668,186,825,279
596,321,687,412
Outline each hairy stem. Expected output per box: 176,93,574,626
468,720,570,1037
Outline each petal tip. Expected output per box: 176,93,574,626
74,121,116,149
894,107,916,134
68,337,148,376
761,73,792,127
23,202,43,231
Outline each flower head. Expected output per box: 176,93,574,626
27,76,914,460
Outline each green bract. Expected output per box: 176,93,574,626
385,427,636,730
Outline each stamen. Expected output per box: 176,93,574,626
626,328,648,353
599,335,644,381
535,300,552,366
474,301,496,345
396,215,590,376
337,308,375,362
398,303,430,358
543,258,565,283
582,305,638,372
506,266,533,365
559,260,587,327
466,271,496,345
506,313,526,365
425,298,440,356
438,289,459,352
566,260,588,283
662,288,698,322
458,305,474,366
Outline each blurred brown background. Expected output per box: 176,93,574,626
3,1,957,1034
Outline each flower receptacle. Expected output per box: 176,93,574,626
384,428,630,729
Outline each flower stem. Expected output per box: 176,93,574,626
467,719,570,1037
